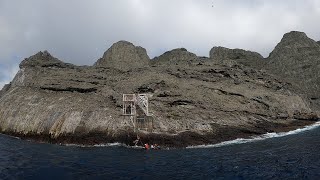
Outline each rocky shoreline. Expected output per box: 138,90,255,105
2,119,317,148
1,31,320,148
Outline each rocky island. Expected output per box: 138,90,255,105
0,31,319,148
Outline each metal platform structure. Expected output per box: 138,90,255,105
123,94,153,132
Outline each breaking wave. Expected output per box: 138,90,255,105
64,143,149,150
64,142,124,148
187,121,320,149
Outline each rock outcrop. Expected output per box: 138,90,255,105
0,35,319,147
210,46,263,60
268,31,320,60
264,31,320,110
94,41,150,71
209,46,264,68
20,51,68,68
152,48,197,64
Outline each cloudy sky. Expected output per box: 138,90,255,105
1,0,320,88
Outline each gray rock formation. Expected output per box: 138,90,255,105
152,48,197,64
268,31,320,60
94,41,150,71
20,51,68,68
0,37,318,147
210,46,263,60
264,31,320,110
209,46,264,68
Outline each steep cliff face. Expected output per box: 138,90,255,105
94,41,150,71
0,38,318,147
264,31,320,110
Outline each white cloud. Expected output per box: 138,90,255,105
0,64,19,89
0,0,320,89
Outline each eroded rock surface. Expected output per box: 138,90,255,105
0,36,319,147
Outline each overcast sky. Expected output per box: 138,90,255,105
1,0,320,88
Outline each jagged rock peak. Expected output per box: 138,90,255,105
153,48,197,62
276,31,318,46
19,50,65,68
94,40,150,71
209,46,263,61
282,31,308,40
268,31,320,59
317,41,320,45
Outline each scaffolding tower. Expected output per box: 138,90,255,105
123,94,153,132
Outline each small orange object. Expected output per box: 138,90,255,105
144,143,150,150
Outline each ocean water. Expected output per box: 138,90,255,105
0,123,320,179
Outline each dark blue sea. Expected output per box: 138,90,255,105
1,123,320,180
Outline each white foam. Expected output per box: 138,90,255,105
0,133,21,140
64,142,124,148
187,121,320,149
93,143,123,147
63,142,148,149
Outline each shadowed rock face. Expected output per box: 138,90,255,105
94,41,150,71
264,31,320,110
0,34,319,147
